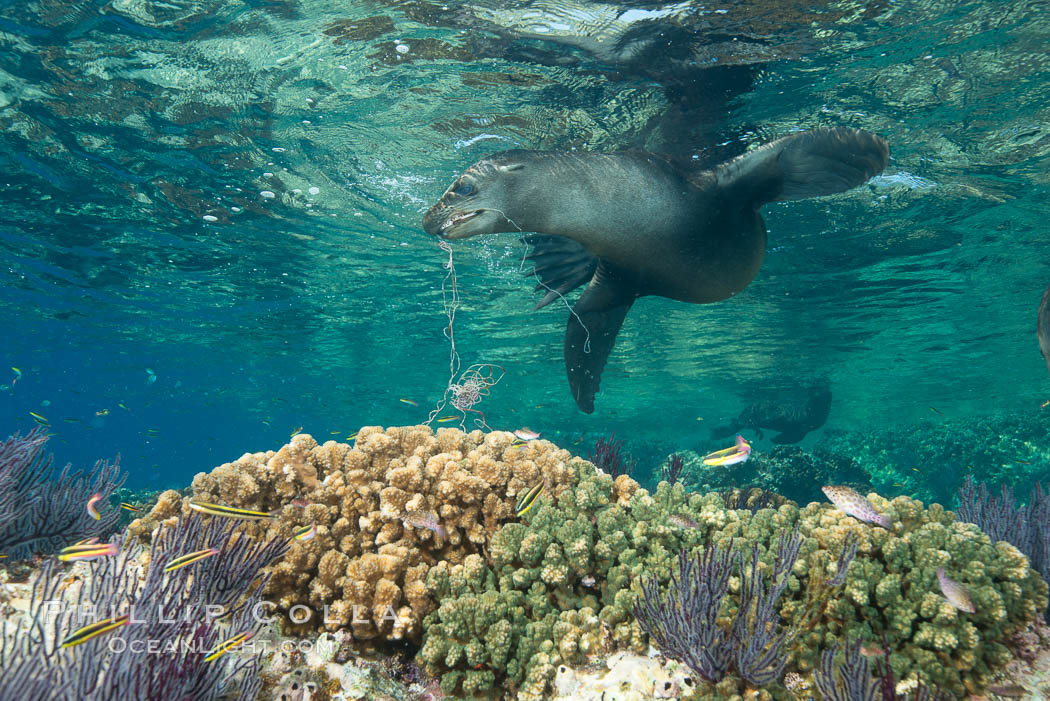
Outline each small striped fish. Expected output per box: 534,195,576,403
188,501,275,520
516,482,544,517
61,614,130,648
163,548,219,573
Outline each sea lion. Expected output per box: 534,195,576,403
710,385,832,445
423,127,889,412
1039,281,1050,375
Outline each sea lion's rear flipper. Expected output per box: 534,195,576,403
771,426,807,444
712,127,889,205
522,234,599,310
565,262,636,413
709,423,737,440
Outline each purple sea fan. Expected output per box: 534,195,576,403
661,453,685,485
814,639,880,701
816,638,952,701
0,428,125,559
634,542,736,682
589,432,636,478
634,525,805,685
957,476,1050,613
0,512,286,700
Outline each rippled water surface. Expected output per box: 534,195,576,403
1,0,1048,488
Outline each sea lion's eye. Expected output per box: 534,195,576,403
453,182,475,196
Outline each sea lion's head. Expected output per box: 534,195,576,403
423,150,538,240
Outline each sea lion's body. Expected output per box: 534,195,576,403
1039,282,1050,374
711,386,832,445
424,128,889,412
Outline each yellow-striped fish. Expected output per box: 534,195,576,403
57,543,118,562
61,614,131,648
702,435,752,467
29,411,48,425
95,409,109,416
290,426,302,437
163,548,219,573
516,482,544,517
87,492,103,520
436,415,459,423
188,501,275,520
399,398,419,407
119,502,139,513
346,431,358,441
294,523,317,542
204,631,253,662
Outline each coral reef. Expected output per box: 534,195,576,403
0,428,125,559
823,411,1050,505
0,511,286,699
680,444,869,505
130,426,578,643
129,427,1050,699
719,487,791,513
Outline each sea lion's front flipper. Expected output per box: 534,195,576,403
522,234,599,310
712,127,889,205
565,262,636,413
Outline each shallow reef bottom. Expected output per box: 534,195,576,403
2,425,1049,700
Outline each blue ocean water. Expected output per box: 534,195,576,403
0,0,1048,494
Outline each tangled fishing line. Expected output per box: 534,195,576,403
424,240,505,431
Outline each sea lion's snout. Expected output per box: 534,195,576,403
422,202,485,239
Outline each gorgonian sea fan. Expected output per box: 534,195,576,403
589,432,636,478
957,475,1050,612
0,427,125,559
634,525,807,685
0,512,288,700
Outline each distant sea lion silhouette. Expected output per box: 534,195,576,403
710,385,832,445
423,127,889,412
1039,281,1050,374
